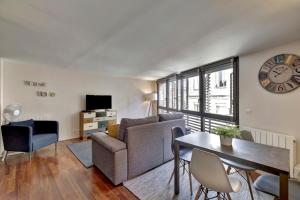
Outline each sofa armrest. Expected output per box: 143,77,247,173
91,132,126,153
1,125,33,152
92,132,127,185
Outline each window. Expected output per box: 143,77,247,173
184,113,201,132
188,76,200,112
157,57,238,131
204,118,234,133
182,71,200,112
215,71,227,88
204,67,233,116
157,75,178,113
158,108,167,114
168,78,177,109
177,78,181,110
158,81,166,108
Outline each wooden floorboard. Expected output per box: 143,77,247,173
0,139,138,200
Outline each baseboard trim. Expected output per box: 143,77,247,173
59,136,80,141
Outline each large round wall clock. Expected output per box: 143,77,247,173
258,54,300,93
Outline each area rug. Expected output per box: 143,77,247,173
123,161,273,200
68,140,93,168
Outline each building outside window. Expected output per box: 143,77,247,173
205,67,233,116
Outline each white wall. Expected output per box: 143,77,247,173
1,60,155,141
239,40,300,162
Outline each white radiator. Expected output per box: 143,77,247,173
241,126,297,178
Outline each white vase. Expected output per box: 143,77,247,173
220,135,232,146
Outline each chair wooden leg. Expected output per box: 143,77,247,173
226,193,232,200
194,185,202,200
188,163,193,195
168,169,174,184
246,172,254,200
55,142,58,152
29,152,32,161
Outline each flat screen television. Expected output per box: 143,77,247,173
86,95,112,110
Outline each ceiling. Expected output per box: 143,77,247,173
0,0,300,80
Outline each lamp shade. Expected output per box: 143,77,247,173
144,93,157,101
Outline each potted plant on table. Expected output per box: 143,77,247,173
214,126,240,146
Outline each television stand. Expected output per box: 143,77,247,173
79,109,117,140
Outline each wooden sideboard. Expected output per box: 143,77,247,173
79,110,117,140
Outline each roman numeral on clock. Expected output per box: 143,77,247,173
277,84,286,92
285,81,297,89
292,75,300,83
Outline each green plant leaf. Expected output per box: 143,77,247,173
213,125,241,138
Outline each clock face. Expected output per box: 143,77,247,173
259,54,300,93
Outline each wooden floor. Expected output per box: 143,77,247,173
0,139,137,200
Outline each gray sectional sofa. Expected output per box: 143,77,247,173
91,113,187,185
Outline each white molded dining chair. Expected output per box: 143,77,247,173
190,148,242,200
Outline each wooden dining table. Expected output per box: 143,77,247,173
174,132,290,200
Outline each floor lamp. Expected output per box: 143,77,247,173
145,93,157,117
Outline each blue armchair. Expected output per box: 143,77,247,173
1,119,59,161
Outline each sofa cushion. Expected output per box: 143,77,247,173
10,119,36,134
32,133,58,150
118,116,159,141
158,113,184,122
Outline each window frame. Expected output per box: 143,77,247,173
180,68,201,115
157,73,179,113
201,58,238,122
157,79,167,110
156,57,239,131
167,76,178,111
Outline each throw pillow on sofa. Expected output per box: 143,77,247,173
158,112,184,122
107,124,119,138
118,116,159,142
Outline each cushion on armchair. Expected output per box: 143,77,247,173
32,133,58,151
10,119,36,134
